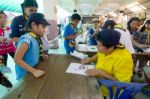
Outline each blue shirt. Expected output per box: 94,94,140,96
63,24,78,54
88,28,97,45
15,33,40,80
10,15,26,38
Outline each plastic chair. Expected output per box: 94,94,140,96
98,79,147,99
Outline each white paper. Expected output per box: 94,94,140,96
66,63,95,76
87,46,98,52
70,51,88,59
77,44,98,52
76,44,88,52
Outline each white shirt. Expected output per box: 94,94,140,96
115,28,135,54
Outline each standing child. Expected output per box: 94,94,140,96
64,13,81,54
0,10,16,73
88,18,100,45
14,13,50,80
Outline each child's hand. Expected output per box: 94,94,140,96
81,58,90,64
32,69,45,78
43,54,49,61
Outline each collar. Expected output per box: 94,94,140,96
29,32,38,38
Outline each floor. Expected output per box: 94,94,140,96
0,38,150,99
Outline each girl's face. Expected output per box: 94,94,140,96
97,41,113,54
24,7,37,17
31,22,46,37
130,21,139,31
0,14,7,26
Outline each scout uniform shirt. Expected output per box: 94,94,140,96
15,32,40,80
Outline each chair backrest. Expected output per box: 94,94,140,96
98,79,147,99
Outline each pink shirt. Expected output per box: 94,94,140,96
0,27,16,55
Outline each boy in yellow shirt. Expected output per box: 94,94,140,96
81,29,133,98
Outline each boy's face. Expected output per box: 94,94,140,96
72,20,80,26
0,14,7,26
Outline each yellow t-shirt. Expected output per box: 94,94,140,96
96,48,133,96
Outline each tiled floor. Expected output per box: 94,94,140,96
0,38,150,99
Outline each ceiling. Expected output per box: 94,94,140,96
0,0,150,15
57,0,150,16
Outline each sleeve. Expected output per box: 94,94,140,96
133,31,141,41
63,25,70,37
17,36,31,48
113,57,133,82
10,17,21,38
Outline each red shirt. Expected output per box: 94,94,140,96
0,27,16,55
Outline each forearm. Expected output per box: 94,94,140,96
64,35,76,40
87,54,98,63
98,70,116,81
15,59,35,74
90,32,97,39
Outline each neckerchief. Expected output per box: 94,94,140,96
29,32,44,60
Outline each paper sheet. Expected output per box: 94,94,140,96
77,44,98,52
66,63,95,76
70,51,88,59
87,46,98,52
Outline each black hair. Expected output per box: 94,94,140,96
71,13,81,21
0,10,7,17
127,17,139,34
140,19,150,32
96,29,121,49
103,20,116,29
21,0,38,19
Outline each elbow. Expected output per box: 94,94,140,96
14,55,20,64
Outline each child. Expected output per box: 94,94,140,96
81,29,133,98
14,13,50,80
64,13,81,54
88,18,100,45
0,10,16,73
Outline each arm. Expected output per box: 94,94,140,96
89,28,99,39
132,38,149,49
81,54,98,64
85,69,116,80
64,34,77,40
90,30,99,39
14,43,44,78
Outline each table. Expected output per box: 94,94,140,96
3,54,101,99
76,44,97,57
